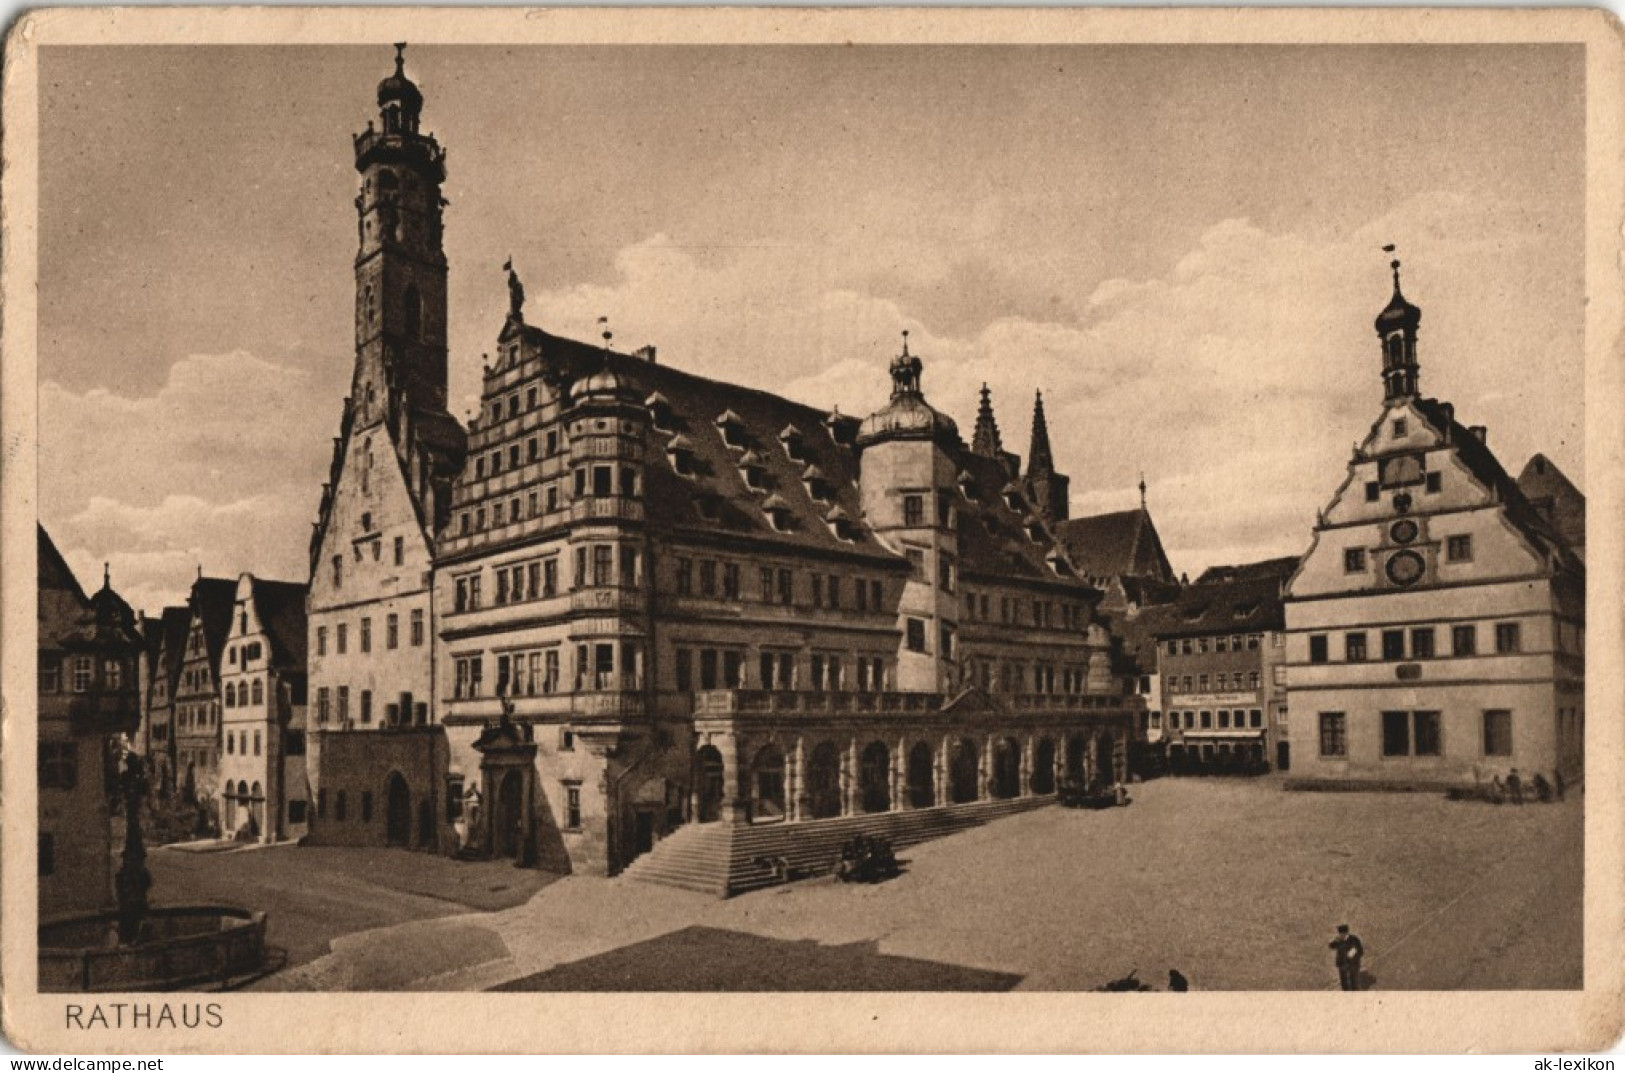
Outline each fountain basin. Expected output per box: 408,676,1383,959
40,905,268,992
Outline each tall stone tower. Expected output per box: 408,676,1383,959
308,44,466,820
352,43,450,432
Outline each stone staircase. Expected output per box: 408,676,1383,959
621,794,1054,897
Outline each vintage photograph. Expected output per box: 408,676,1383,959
5,7,1622,1053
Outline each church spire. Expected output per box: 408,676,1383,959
1027,389,1055,476
972,383,1004,458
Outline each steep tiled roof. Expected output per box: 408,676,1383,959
1195,556,1300,586
512,328,900,565
1153,569,1290,641
491,328,1094,597
1516,453,1585,554
37,525,87,605
190,577,239,674
1411,399,1577,570
156,606,192,691
250,578,309,668
1054,508,1174,585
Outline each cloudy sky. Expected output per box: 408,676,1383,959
38,44,1585,615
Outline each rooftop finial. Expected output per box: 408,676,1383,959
598,315,612,350
1139,472,1148,510
1382,243,1402,290
394,42,407,75
901,329,911,357
103,562,111,589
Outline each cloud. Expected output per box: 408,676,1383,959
521,190,1581,578
41,352,333,612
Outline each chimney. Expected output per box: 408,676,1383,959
1469,425,1487,445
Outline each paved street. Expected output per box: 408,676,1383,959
150,779,1582,991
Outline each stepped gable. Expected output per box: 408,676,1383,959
1053,508,1174,585
500,325,900,563
249,578,310,669
1408,399,1575,569
1516,453,1585,555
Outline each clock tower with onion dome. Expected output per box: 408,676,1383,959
1281,256,1585,791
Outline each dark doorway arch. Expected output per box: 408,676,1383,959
993,737,1022,799
950,737,980,804
906,741,935,808
859,742,891,814
695,745,725,823
807,742,843,819
1032,738,1057,795
1093,733,1116,787
1065,735,1086,782
417,798,435,847
495,769,524,858
386,772,411,847
751,744,786,822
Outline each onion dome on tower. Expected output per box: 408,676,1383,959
377,43,424,135
1375,250,1422,403
856,331,960,449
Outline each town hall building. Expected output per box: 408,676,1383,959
303,47,1141,890
1282,260,1585,791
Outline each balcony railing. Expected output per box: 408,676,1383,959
568,498,644,524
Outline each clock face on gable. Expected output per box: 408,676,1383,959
1385,550,1426,586
1390,519,1419,545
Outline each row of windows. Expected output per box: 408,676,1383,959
226,640,265,667
223,679,266,708
38,655,127,694
674,559,886,613
315,687,428,726
960,589,1086,630
336,534,407,582
1343,534,1472,574
963,659,1092,695
904,617,956,660
674,646,892,693
1308,621,1520,664
455,642,647,698
1166,671,1263,695
1154,708,1265,731
1164,633,1267,657
486,385,548,430
224,729,263,757
472,425,561,478
458,462,639,539
316,779,582,831
316,611,426,656
175,703,217,731
1317,709,1515,759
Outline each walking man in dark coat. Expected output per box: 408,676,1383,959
1330,924,1364,991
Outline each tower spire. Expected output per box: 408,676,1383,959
1374,245,1422,403
1027,389,1054,476
972,383,1004,458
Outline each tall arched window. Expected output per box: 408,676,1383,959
251,679,264,706
403,284,422,340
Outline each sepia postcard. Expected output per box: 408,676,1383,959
2,5,1623,1055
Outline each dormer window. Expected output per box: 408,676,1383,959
715,409,746,449
1025,520,1045,543
824,409,856,446
802,463,831,501
645,392,674,431
761,493,794,532
957,470,976,498
1002,482,1024,511
666,434,698,477
779,423,806,460
825,505,857,541
737,448,769,490
1046,551,1071,577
